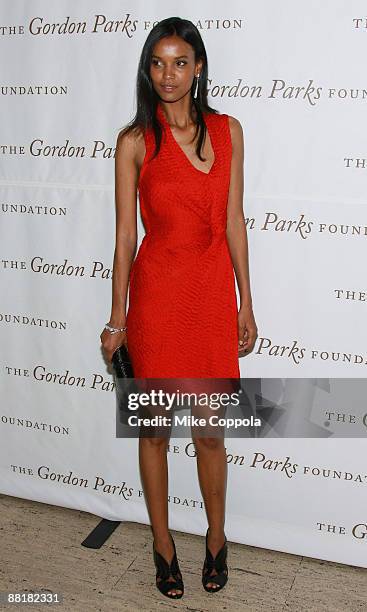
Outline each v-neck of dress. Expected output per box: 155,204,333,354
156,104,216,176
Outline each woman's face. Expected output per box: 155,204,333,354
150,34,203,102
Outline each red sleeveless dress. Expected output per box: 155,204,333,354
126,104,240,379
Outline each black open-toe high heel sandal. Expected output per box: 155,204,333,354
202,527,228,593
153,534,184,599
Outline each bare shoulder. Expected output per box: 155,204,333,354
226,115,244,157
116,125,145,169
116,125,144,153
227,114,243,138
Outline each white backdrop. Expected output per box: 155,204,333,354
1,1,367,568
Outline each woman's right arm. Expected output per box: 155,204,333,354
100,127,142,363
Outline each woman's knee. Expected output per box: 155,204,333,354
193,436,224,452
139,435,169,449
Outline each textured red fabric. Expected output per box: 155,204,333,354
126,103,240,379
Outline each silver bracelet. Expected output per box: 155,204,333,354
105,322,127,334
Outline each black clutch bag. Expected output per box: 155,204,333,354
111,344,134,378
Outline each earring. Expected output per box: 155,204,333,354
193,74,200,99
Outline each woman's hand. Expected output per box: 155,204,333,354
238,305,258,356
100,327,128,363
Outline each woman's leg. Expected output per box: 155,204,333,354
139,434,182,596
193,432,227,590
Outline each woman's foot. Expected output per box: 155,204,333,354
153,533,184,598
202,527,228,592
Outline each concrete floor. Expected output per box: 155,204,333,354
1,493,366,612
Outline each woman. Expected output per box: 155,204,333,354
101,17,257,599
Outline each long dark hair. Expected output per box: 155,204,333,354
119,17,218,162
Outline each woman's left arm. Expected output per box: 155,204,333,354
226,115,258,356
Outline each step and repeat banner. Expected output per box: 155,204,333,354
1,1,367,568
